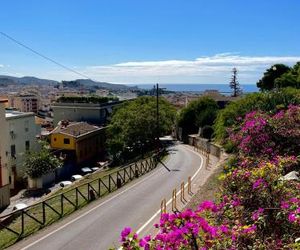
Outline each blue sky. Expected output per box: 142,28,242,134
0,0,300,84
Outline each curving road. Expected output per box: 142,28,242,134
10,143,204,250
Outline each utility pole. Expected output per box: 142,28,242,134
156,83,160,150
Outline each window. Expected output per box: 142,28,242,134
11,145,16,158
64,138,70,144
54,137,57,141
25,141,30,151
25,121,29,132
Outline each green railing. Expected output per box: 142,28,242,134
0,152,162,249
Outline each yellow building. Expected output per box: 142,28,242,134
50,121,105,164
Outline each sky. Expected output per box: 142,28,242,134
0,0,300,84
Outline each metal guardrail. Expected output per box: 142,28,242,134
0,151,163,248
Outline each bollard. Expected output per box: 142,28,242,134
180,182,185,202
172,189,177,211
135,169,139,178
206,151,210,169
161,198,166,214
89,189,96,201
188,176,192,194
117,177,122,189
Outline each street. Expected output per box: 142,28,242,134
10,143,205,250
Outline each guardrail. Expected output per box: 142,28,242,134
0,151,163,249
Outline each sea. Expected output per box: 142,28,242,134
127,84,258,94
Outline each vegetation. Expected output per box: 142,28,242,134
257,62,300,91
257,64,290,91
177,97,218,140
275,62,300,89
119,105,300,250
213,88,300,146
57,95,118,104
24,143,62,179
229,67,242,97
107,96,176,162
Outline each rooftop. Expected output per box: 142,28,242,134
51,122,102,138
5,110,35,119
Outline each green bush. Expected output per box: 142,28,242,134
214,88,300,143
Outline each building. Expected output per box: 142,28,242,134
52,98,122,126
50,121,105,164
0,99,41,195
5,109,40,188
0,100,10,209
9,94,39,113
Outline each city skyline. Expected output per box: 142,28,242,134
1,0,300,84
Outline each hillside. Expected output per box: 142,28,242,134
0,75,135,91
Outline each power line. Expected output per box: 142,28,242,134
0,31,92,80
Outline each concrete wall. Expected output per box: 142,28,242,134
189,135,222,158
52,101,121,126
0,184,10,209
28,172,55,189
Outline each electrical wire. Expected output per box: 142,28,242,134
0,31,92,80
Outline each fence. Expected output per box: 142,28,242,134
0,152,162,249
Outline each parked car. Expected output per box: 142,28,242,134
13,203,28,211
81,167,92,175
71,175,83,182
59,181,72,187
91,167,100,172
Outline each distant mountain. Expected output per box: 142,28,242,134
66,79,136,91
0,75,136,91
0,75,58,85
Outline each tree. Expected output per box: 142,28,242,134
257,64,290,91
177,97,219,140
275,62,300,89
24,142,62,179
107,96,176,161
229,67,242,97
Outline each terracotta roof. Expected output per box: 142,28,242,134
51,122,101,138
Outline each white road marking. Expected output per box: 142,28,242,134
20,166,163,250
118,145,204,249
21,145,203,250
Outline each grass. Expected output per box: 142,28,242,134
0,156,158,249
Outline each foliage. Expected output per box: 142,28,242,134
24,142,62,178
118,106,300,250
57,95,118,104
177,97,218,137
201,125,214,140
275,62,300,89
229,67,242,97
257,64,290,91
107,96,176,161
228,105,300,157
213,88,300,143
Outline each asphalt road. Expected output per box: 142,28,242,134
11,143,204,250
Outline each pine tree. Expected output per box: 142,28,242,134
230,67,242,97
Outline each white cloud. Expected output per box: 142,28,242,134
37,53,300,84
0,64,4,68
76,53,300,84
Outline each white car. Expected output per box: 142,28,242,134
71,175,83,182
81,167,92,174
59,181,72,187
91,167,100,172
13,203,28,211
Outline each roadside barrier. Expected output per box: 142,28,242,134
0,151,163,249
160,199,166,214
188,176,192,194
180,182,185,202
172,189,177,211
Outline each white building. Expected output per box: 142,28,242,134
0,100,10,208
0,99,40,196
